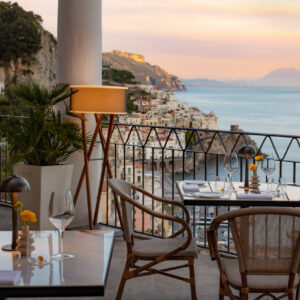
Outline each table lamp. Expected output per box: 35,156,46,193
1,175,31,251
70,85,127,230
238,144,256,190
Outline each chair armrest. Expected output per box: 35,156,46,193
120,191,192,251
122,193,189,232
132,184,190,224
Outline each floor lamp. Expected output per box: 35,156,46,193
70,85,127,230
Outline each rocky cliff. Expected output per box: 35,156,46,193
0,29,57,87
103,50,185,91
1,33,185,92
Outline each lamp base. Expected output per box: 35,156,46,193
2,244,15,251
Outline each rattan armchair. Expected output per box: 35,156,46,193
207,207,300,300
108,178,198,300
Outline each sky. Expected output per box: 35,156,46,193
5,0,300,80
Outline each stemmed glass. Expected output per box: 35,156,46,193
261,154,276,193
223,152,239,192
48,190,75,260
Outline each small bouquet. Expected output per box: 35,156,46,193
14,201,37,227
249,156,264,172
14,201,37,256
249,156,264,193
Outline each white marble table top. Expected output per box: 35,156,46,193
177,180,300,206
0,230,115,297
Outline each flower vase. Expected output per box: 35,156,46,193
250,171,260,194
16,226,35,256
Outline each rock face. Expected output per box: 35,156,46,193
103,50,185,91
0,30,57,87
0,33,185,91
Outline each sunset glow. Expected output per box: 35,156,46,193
8,0,300,79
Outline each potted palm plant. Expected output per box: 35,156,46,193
3,82,83,229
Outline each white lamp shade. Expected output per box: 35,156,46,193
70,85,127,114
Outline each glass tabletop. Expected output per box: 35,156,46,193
0,230,114,289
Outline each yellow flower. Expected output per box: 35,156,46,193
255,156,264,161
249,164,257,171
20,210,37,223
14,201,23,211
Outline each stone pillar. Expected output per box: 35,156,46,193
56,0,102,226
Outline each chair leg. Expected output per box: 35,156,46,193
240,292,248,300
116,256,131,300
188,257,197,300
288,292,294,300
219,278,225,300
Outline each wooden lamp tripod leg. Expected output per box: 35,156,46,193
73,114,103,207
94,114,124,231
93,115,115,226
81,113,94,230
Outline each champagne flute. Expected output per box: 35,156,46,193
223,152,239,192
261,154,276,193
48,190,75,260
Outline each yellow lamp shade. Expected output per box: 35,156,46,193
70,85,127,114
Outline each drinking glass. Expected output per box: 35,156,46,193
214,176,226,193
48,190,75,260
223,152,239,191
260,154,276,193
27,231,51,266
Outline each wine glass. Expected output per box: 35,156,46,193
48,190,75,260
260,154,276,193
223,152,239,191
274,177,287,200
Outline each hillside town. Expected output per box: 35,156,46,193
102,84,219,234
111,83,218,164
120,84,218,130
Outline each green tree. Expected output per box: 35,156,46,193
185,129,196,145
103,68,135,84
0,2,42,84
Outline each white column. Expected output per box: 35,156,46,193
56,0,102,226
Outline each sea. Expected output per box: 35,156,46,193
174,86,300,184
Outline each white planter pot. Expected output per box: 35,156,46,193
13,163,74,230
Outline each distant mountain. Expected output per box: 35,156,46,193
182,68,300,88
252,68,300,88
181,78,224,87
102,50,185,90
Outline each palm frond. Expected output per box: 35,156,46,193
6,81,85,166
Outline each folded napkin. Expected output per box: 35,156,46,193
236,193,273,200
183,183,199,193
0,270,21,285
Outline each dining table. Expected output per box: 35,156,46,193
176,180,300,207
0,229,114,299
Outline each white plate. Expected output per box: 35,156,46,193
193,192,224,198
183,180,206,186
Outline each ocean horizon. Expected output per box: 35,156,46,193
174,86,300,184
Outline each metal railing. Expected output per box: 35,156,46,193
100,123,300,252
1,117,300,251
